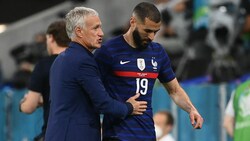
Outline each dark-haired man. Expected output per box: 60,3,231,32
19,20,71,141
95,2,203,141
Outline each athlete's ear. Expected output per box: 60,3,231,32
130,16,136,28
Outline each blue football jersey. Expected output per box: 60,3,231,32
95,35,175,141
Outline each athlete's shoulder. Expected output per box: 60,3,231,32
149,42,165,52
150,42,163,48
103,35,124,47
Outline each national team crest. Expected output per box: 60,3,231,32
137,58,145,71
151,57,158,70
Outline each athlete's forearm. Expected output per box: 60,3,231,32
169,86,197,113
163,79,203,129
163,79,197,113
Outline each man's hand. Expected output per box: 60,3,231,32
19,91,43,114
19,94,28,112
189,109,204,129
126,93,147,115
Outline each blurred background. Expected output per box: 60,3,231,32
0,0,249,141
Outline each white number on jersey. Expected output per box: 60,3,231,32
136,78,148,95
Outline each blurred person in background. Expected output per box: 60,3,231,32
10,32,47,73
19,20,71,141
154,0,193,75
45,7,147,141
156,0,192,42
154,111,175,141
223,79,250,141
9,43,34,89
9,32,47,89
95,2,203,141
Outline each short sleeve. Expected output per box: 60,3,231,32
157,44,176,83
28,61,45,94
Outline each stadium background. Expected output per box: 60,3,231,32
1,0,249,141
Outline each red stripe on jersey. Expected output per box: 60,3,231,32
114,71,158,79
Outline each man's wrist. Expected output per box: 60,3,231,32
125,102,133,115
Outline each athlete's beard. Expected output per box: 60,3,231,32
132,28,150,51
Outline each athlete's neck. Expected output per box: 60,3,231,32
123,32,136,48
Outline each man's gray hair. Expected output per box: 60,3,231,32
65,7,98,39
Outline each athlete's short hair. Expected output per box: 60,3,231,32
132,2,161,23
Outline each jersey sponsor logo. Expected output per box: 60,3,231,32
120,60,130,65
114,71,158,78
137,58,145,71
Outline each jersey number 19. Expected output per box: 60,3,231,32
136,78,148,95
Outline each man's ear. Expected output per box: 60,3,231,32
130,16,136,27
46,34,54,43
75,27,83,37
50,35,55,43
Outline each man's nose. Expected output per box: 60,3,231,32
148,32,155,41
99,29,104,37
